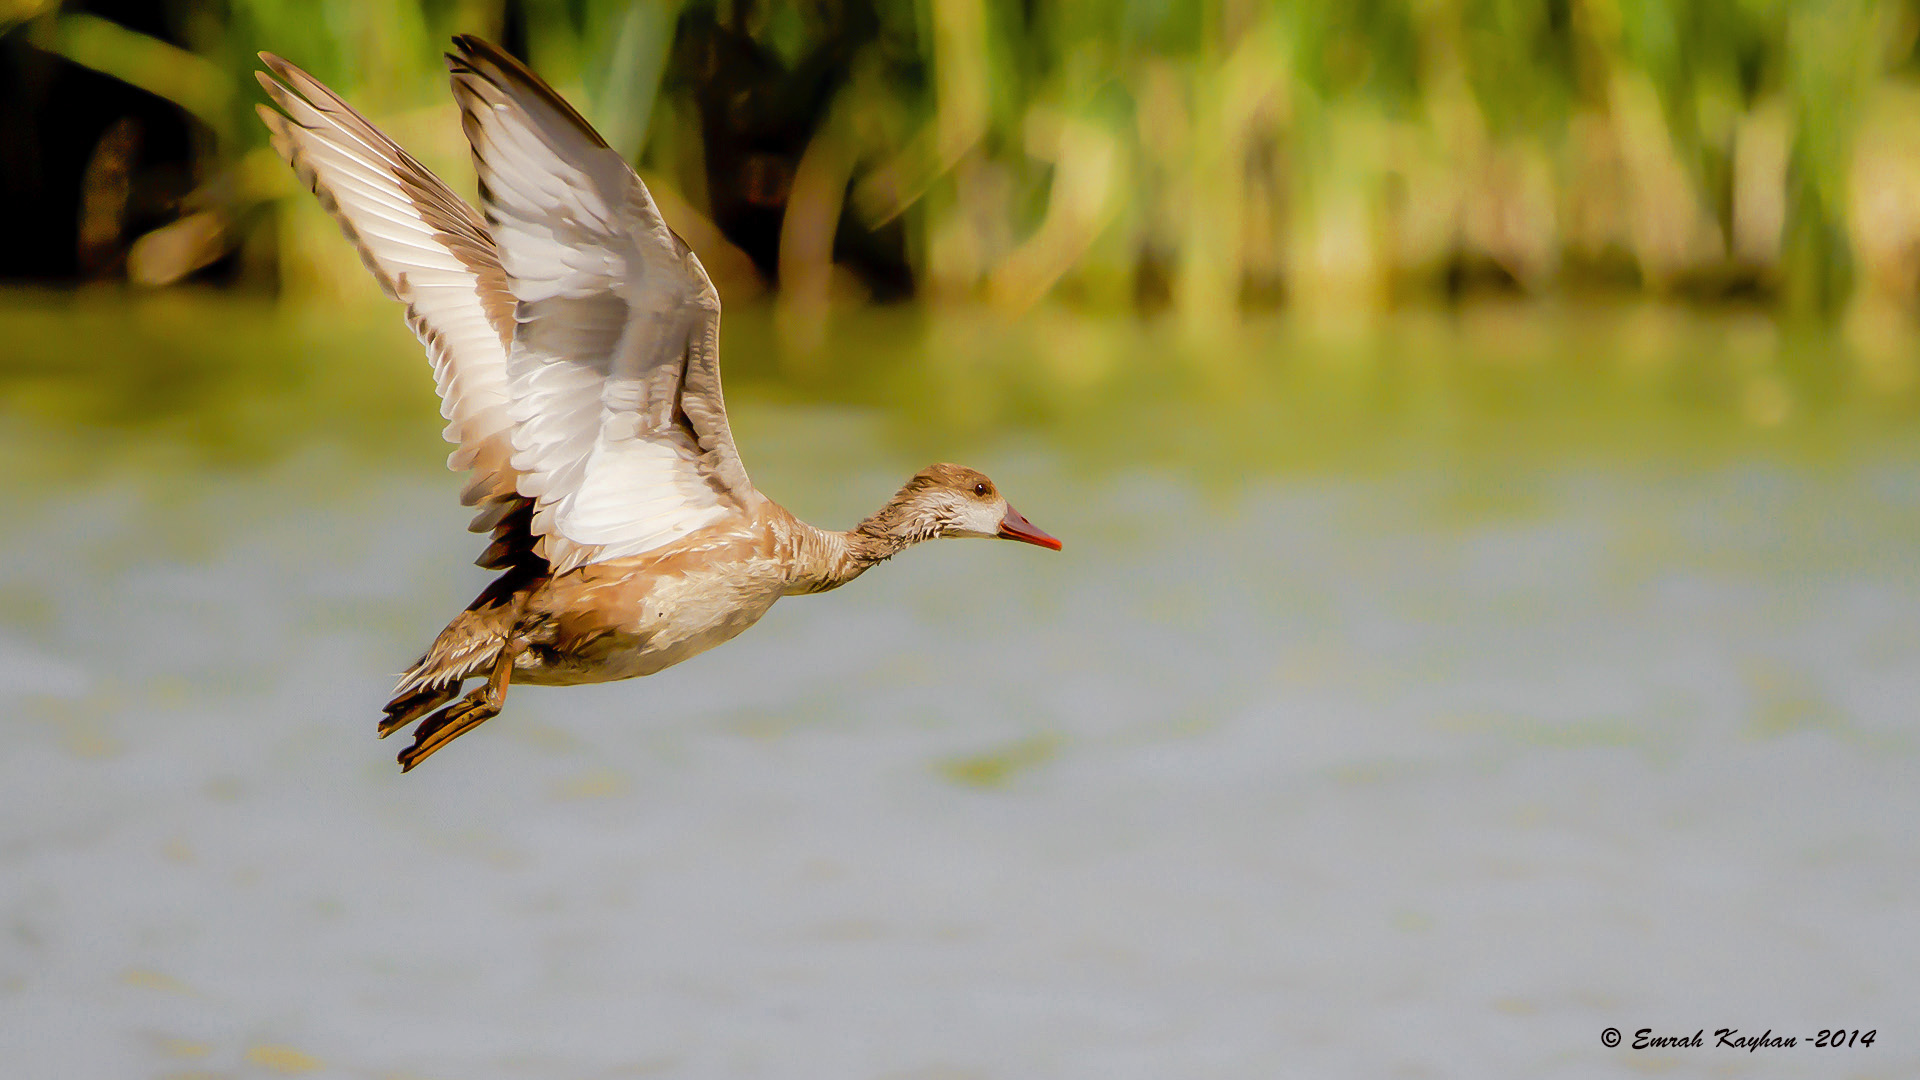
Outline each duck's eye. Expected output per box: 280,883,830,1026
972,482,989,497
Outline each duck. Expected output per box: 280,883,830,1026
255,36,1059,772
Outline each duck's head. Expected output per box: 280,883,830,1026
885,463,1062,550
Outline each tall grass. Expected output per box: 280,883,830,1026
21,0,1920,323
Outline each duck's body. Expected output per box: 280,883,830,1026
437,502,833,692
257,39,1058,770
512,516,791,687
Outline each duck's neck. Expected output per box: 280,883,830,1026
781,491,935,595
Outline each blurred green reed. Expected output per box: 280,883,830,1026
17,0,1920,325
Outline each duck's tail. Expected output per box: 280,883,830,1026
379,564,540,768
381,601,514,729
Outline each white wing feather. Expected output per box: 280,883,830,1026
448,36,751,572
261,42,754,576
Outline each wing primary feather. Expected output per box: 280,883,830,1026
257,52,528,559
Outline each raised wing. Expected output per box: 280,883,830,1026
446,35,755,573
255,55,529,552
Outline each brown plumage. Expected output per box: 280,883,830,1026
258,39,1060,771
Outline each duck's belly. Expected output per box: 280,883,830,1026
513,561,786,687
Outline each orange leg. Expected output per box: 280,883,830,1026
396,648,515,772
378,683,457,738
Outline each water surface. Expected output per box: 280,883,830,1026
3,296,1917,1077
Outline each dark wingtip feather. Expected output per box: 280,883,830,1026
444,33,611,150
254,70,296,115
450,33,509,67
257,52,305,91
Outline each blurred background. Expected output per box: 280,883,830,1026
4,1,1920,1077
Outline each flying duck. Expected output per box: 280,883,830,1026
255,36,1059,771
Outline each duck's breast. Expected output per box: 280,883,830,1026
517,523,789,685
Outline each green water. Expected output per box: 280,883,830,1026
7,290,1917,481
